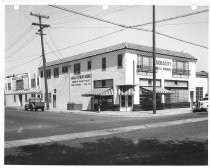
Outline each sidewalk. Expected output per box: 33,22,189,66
48,107,193,118
6,106,193,118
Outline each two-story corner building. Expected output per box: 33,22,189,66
5,73,41,107
38,42,198,111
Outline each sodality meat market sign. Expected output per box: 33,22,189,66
71,74,92,86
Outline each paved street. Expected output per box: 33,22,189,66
5,107,208,147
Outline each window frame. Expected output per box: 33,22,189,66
87,60,92,71
62,66,68,73
46,69,51,79
117,54,123,68
54,67,59,78
74,63,81,75
102,57,106,70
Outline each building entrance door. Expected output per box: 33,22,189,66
53,94,56,108
19,94,22,106
120,95,133,111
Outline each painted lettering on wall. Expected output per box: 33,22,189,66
71,74,92,86
156,59,172,71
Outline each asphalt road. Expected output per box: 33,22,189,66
5,107,208,145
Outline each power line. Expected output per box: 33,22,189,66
44,38,65,63
132,9,209,28
6,26,32,50
44,28,125,56
46,28,64,59
6,35,38,61
50,5,208,49
6,56,41,72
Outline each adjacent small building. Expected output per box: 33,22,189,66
5,73,41,107
38,42,208,111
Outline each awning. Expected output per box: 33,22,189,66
118,85,135,95
140,87,173,95
82,87,114,97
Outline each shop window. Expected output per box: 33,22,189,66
62,66,68,73
8,83,11,90
25,94,27,102
87,61,92,70
46,69,51,79
140,78,161,87
128,95,132,107
54,67,59,78
196,87,203,101
118,54,123,68
74,63,80,74
40,71,43,78
48,93,52,103
14,95,16,102
31,79,36,88
102,58,106,70
165,89,189,103
31,94,35,97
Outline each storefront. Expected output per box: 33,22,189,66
38,42,206,111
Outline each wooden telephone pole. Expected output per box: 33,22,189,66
152,5,156,114
30,12,50,110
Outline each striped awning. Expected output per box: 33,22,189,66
118,85,135,95
82,87,114,97
140,87,173,95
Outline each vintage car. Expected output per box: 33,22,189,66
25,97,45,111
192,96,208,112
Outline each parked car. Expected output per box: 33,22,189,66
25,97,45,111
192,96,208,112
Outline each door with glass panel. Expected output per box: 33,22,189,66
120,95,133,111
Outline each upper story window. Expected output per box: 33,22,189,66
31,79,36,88
118,54,123,68
137,55,153,72
16,79,24,90
37,78,39,86
94,79,113,88
102,57,106,70
46,69,51,79
8,83,11,90
74,63,80,75
40,70,43,78
172,60,190,76
62,66,68,73
87,60,92,70
54,67,59,78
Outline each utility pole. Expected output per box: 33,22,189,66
152,5,156,114
30,12,50,110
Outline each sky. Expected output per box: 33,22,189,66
4,3,209,76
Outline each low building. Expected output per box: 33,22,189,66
195,71,208,101
38,42,206,111
5,73,41,107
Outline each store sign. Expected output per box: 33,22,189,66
71,74,92,86
12,74,28,80
156,59,172,72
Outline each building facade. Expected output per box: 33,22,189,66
195,71,208,101
38,42,206,111
5,73,41,107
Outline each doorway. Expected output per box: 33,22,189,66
120,95,133,111
19,94,22,106
53,94,56,108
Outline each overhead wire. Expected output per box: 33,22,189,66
49,5,208,49
6,34,38,61
46,28,64,59
6,26,32,50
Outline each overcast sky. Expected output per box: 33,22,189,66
5,4,209,76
